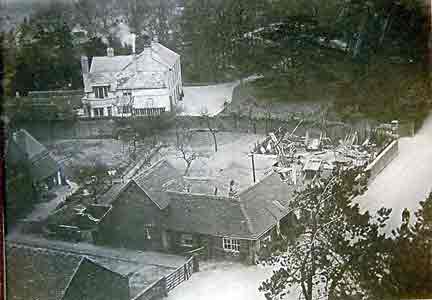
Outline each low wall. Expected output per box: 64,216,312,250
365,139,399,183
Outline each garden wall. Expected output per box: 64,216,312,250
365,139,399,183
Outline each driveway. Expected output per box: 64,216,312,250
178,82,240,116
356,112,432,234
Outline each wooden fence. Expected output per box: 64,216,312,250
132,256,198,300
165,256,195,292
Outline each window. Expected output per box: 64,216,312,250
107,106,112,117
93,86,109,99
223,238,240,252
180,234,193,247
123,91,132,97
93,107,104,117
122,106,130,114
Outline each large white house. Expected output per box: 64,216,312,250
81,40,183,118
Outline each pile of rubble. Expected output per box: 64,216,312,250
253,120,398,185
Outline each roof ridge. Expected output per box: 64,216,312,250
238,202,255,235
237,170,276,197
7,243,81,259
60,256,84,300
134,158,168,180
165,190,236,201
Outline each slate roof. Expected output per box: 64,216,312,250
237,172,297,237
165,192,253,238
109,160,296,239
14,129,45,159
84,42,179,92
12,129,60,181
132,159,184,209
6,244,82,300
6,244,127,300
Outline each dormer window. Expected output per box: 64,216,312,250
93,86,109,99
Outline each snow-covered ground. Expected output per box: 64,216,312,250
179,82,240,116
159,132,275,194
166,261,295,300
357,112,432,234
24,181,79,222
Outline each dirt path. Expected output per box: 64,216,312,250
357,113,432,233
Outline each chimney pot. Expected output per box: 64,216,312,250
81,56,89,74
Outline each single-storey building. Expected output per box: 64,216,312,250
81,37,183,118
6,244,130,300
9,129,66,192
96,159,297,264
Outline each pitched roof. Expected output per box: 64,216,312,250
90,55,135,73
14,129,46,159
164,172,296,239
237,172,297,237
84,42,179,92
12,129,60,181
6,244,82,300
108,162,296,239
132,159,184,209
6,245,127,300
165,191,253,238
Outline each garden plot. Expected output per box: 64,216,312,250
158,131,276,194
47,139,152,179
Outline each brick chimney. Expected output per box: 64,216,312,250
81,56,89,74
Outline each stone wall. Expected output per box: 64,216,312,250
365,139,399,183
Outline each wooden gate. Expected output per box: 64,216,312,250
165,256,194,292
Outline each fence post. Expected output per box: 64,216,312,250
161,276,168,297
193,255,199,272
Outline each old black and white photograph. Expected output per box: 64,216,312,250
1,0,431,299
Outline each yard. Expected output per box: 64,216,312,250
158,131,275,194
167,261,300,300
47,131,276,197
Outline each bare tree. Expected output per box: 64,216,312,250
201,108,218,153
176,125,199,176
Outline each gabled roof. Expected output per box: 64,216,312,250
11,129,60,181
237,172,297,237
14,129,45,159
108,161,296,239
132,159,184,209
84,42,179,92
165,191,254,239
90,56,135,73
6,244,128,300
6,244,82,300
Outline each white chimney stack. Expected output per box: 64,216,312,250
131,33,136,54
107,47,114,57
